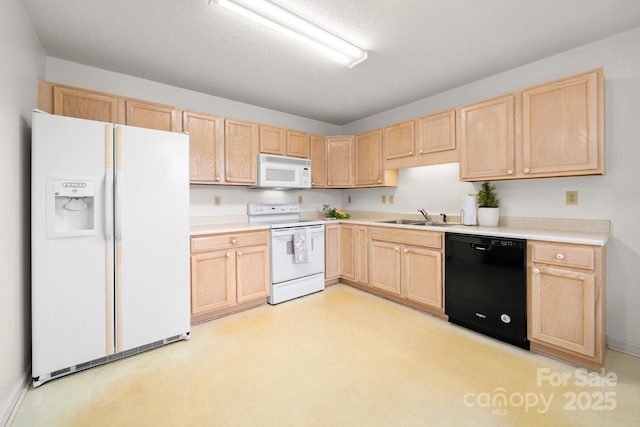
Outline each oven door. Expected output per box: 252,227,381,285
270,225,325,284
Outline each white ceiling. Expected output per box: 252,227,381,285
21,0,640,125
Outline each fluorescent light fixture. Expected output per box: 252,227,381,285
211,0,368,68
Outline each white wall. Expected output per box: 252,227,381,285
0,0,45,424
341,27,640,355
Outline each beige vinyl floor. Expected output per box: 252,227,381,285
12,284,640,426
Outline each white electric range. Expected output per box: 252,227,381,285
247,203,325,304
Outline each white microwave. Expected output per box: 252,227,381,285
255,154,312,189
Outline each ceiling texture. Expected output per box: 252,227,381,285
21,0,640,125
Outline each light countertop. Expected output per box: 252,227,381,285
190,217,609,246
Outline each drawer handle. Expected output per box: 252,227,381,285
556,253,564,260
533,268,540,274
231,238,237,244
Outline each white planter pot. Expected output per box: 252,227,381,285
477,207,500,227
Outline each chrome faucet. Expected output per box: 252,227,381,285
418,209,429,221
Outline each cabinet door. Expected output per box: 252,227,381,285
324,224,341,279
310,135,327,187
236,245,270,303
384,120,415,160
286,130,310,158
355,129,384,186
529,265,596,357
126,100,178,132
369,240,401,295
417,110,455,155
522,71,603,177
183,111,224,184
459,95,515,181
191,250,236,314
53,86,119,123
355,226,369,285
340,224,355,279
224,119,258,185
402,246,442,309
326,136,354,187
259,125,286,155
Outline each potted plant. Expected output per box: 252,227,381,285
476,181,500,226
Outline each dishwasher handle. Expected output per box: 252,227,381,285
471,243,492,251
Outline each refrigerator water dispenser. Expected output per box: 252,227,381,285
47,178,97,237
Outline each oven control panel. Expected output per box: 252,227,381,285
247,202,300,216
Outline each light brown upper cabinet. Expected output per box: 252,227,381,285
417,110,456,155
521,70,604,178
326,136,354,188
459,69,604,181
310,135,327,187
125,100,179,132
51,86,120,123
38,81,125,123
183,110,224,184
459,94,516,180
286,130,310,158
259,125,286,155
384,120,415,160
355,129,398,187
224,118,258,185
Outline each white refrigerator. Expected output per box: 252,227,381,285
31,111,191,387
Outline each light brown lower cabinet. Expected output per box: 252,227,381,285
190,230,270,323
528,240,606,370
366,227,444,315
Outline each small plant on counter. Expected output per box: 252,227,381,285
476,181,500,208
322,204,350,219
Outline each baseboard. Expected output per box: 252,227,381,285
1,367,31,427
607,336,640,358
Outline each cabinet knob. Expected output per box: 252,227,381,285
225,252,230,257
394,246,399,252
409,151,414,155
238,251,242,257
226,177,231,181
215,176,220,181
231,238,237,244
311,181,315,185
328,182,331,185
377,179,382,183
403,248,408,253
556,253,564,260
419,149,423,154
524,168,530,173
533,268,540,274
507,169,513,175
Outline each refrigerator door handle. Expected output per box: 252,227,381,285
114,126,124,352
105,125,115,355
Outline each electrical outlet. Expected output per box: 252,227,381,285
566,191,578,205
389,195,394,204
381,195,386,204
214,196,221,206
298,195,303,204
347,195,352,204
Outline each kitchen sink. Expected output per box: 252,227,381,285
376,219,458,227
376,219,422,224
409,221,459,227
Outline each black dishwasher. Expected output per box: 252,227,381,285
445,233,529,349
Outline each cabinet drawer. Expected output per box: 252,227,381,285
191,230,269,253
369,227,442,249
530,242,595,270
